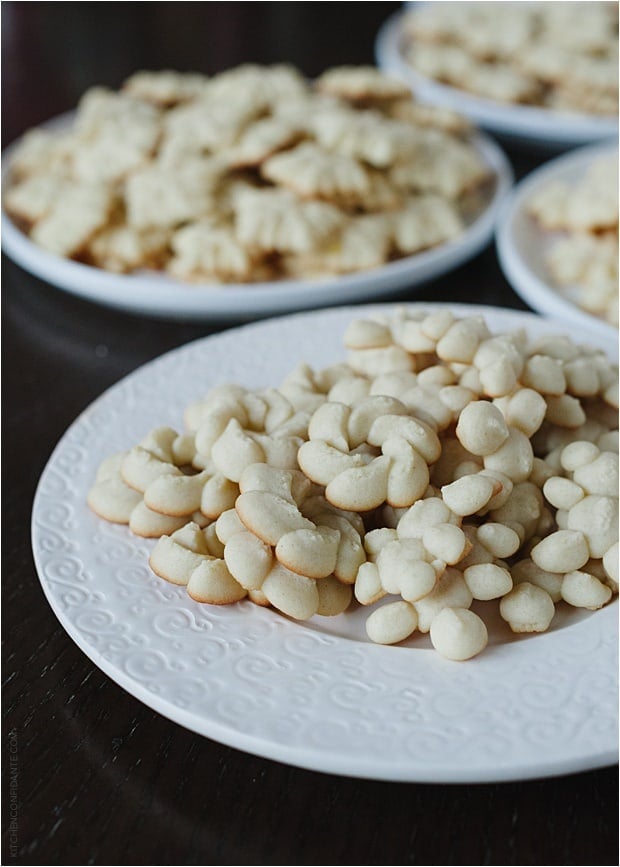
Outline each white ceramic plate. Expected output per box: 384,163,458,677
32,302,618,783
1,114,512,322
375,8,619,150
496,141,618,343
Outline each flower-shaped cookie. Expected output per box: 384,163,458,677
261,142,375,208
233,187,345,255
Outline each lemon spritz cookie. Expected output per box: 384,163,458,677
88,307,619,661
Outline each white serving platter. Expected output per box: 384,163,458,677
32,302,618,783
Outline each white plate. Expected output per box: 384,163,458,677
1,113,512,322
32,302,618,783
375,8,619,150
496,141,619,343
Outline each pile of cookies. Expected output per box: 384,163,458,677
526,152,619,327
3,64,492,284
401,2,619,115
87,307,619,661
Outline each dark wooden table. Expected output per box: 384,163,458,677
2,3,618,865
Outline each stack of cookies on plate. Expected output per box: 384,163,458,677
402,1,619,115
3,64,492,284
527,153,619,327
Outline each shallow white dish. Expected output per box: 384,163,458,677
32,302,618,783
375,8,619,150
1,112,512,321
496,141,619,343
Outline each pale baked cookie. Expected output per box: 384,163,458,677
530,48,619,115
233,187,345,254
6,128,76,181
565,56,618,112
74,86,162,143
4,173,71,227
315,64,411,103
225,117,303,169
88,224,170,273
403,0,535,60
72,137,157,186
260,142,374,207
392,194,464,255
389,129,490,199
456,4,535,61
463,62,543,105
410,42,540,104
207,63,307,104
548,83,619,118
413,38,540,102
162,94,262,154
281,214,393,277
233,462,365,585
168,220,259,282
385,98,473,136
88,451,208,535
72,87,161,182
155,134,211,170
402,1,473,45
547,231,618,287
122,69,210,106
214,177,263,222
125,159,224,229
546,232,619,325
550,155,619,232
72,87,162,183
271,92,342,129
526,180,572,232
30,182,115,257
515,45,574,90
87,453,144,524
309,107,419,168
358,170,403,212
405,41,474,88
536,1,619,55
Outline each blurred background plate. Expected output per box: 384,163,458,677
1,115,513,322
496,140,618,343
375,8,619,151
